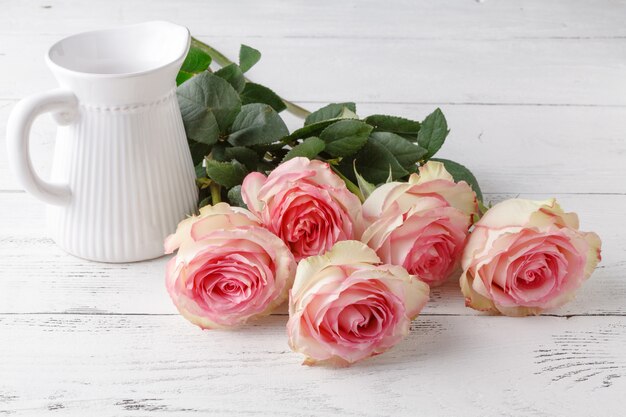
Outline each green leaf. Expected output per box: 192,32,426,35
305,102,358,126
256,159,275,173
228,103,289,146
215,64,245,93
181,46,212,73
240,82,287,112
431,158,483,202
198,196,211,209
177,47,212,86
283,137,325,162
417,108,449,159
204,159,247,188
285,118,341,141
212,143,262,171
369,132,427,168
225,146,259,171
354,138,409,184
209,142,227,161
364,114,420,140
188,141,212,165
354,162,376,200
176,72,194,86
180,102,220,145
239,44,261,73
319,120,372,157
177,72,242,143
250,142,286,155
194,161,207,178
227,185,247,208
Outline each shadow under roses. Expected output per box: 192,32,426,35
256,302,465,368
186,313,457,369
202,282,475,368
311,316,462,370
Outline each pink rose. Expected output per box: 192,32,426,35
361,161,478,287
287,241,430,366
242,157,362,261
460,198,602,316
165,203,296,329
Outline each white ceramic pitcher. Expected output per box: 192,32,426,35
6,21,198,262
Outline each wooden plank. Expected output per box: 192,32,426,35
1,314,624,416
1,2,624,415
1,101,625,194
2,0,626,39
1,34,626,105
0,193,622,316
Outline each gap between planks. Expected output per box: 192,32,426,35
0,312,624,317
0,193,623,317
4,32,626,41
3,190,626,195
3,99,626,108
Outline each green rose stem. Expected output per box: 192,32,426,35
210,182,222,205
190,37,311,119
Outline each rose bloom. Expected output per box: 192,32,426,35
287,241,430,366
164,203,296,329
361,161,478,287
242,157,362,261
460,198,601,316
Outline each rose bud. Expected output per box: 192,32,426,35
287,241,429,366
361,161,479,287
241,157,362,262
165,203,296,329
460,198,601,316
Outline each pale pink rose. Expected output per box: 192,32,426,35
287,241,430,366
242,157,362,261
165,203,296,329
460,198,602,316
361,161,478,287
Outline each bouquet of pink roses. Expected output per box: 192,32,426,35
164,41,602,366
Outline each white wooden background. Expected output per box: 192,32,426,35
1,1,625,415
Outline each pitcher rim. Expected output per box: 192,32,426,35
45,21,190,79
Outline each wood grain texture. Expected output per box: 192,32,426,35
1,314,625,417
2,34,626,105
0,193,622,316
1,0,624,415
2,0,626,39
1,102,625,193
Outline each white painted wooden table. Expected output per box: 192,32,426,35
1,1,625,415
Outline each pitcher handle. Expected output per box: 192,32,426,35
6,88,78,206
